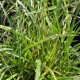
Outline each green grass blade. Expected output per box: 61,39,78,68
6,73,18,80
35,59,41,80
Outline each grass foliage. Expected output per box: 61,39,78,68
0,0,80,80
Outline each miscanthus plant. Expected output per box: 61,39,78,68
0,0,80,80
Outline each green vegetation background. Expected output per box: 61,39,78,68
0,0,80,80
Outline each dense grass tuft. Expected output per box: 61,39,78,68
0,0,80,80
